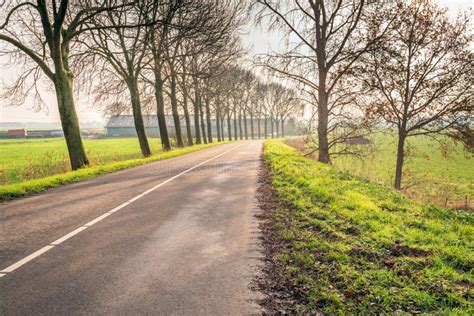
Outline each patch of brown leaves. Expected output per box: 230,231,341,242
251,155,311,314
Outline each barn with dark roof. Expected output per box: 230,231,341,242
105,115,181,137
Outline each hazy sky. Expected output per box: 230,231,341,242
0,0,471,124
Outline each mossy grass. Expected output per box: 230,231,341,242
263,140,473,314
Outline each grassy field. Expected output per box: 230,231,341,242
0,138,230,201
0,137,165,185
263,140,473,314
292,132,473,209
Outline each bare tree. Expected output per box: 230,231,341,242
184,1,245,143
0,1,144,169
253,82,268,139
162,0,210,147
86,1,159,157
275,87,304,137
145,1,187,151
178,54,194,146
361,0,473,189
256,0,390,163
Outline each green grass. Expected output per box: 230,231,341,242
0,137,168,185
327,132,472,208
264,140,473,314
0,139,230,201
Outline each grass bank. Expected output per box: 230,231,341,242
262,140,473,314
0,141,230,202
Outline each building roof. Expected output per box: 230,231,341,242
105,114,210,129
105,115,176,128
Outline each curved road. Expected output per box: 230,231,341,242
0,140,263,315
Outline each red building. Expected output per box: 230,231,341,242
7,129,27,137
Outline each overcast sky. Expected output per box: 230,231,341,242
0,0,471,124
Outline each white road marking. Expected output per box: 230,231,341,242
50,226,89,245
84,212,113,227
1,246,55,273
0,143,244,277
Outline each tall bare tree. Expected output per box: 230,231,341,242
361,0,473,189
162,0,206,148
256,0,390,163
145,1,187,151
86,1,159,157
0,1,142,169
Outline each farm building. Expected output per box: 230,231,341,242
27,130,64,138
0,129,65,139
105,115,198,137
6,129,27,137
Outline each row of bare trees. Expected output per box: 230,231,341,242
256,0,473,190
84,0,246,156
206,67,303,143
0,0,303,171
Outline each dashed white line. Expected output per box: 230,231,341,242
0,143,243,277
1,245,55,274
50,226,89,246
84,212,113,227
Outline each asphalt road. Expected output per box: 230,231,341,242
0,140,264,315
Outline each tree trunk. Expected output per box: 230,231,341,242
170,70,184,147
227,109,232,141
250,113,254,139
220,116,225,141
233,108,238,140
182,92,193,146
275,117,279,137
270,115,274,138
216,107,221,142
154,69,171,151
281,118,285,138
317,73,331,163
394,131,406,190
264,116,267,139
200,102,207,144
216,96,222,142
243,109,248,140
129,80,151,157
181,56,193,146
238,110,243,140
205,97,213,143
193,78,201,144
54,74,89,170
257,117,261,139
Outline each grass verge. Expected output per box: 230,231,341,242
261,140,473,314
0,141,231,202
0,137,166,185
